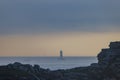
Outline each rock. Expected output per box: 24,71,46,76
33,64,49,73
98,42,120,66
34,65,40,70
109,41,120,49
90,63,99,67
97,41,120,79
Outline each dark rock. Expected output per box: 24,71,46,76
90,63,99,68
97,41,120,79
34,65,40,72
109,41,120,49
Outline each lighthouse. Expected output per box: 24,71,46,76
60,50,63,59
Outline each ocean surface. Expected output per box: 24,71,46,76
0,57,97,70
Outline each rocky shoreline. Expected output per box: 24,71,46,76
0,41,120,80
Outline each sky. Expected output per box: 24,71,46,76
0,0,120,56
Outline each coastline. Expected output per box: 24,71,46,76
0,41,120,80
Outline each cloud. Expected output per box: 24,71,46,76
0,0,120,35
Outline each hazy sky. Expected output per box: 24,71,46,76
0,0,120,56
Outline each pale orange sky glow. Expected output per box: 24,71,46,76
0,32,120,56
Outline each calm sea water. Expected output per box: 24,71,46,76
0,57,97,70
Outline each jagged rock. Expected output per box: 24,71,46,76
98,42,120,66
8,62,35,73
109,41,120,49
97,41,120,79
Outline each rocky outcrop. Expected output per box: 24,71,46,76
7,62,47,73
109,41,120,49
0,41,120,80
97,41,120,80
98,41,120,66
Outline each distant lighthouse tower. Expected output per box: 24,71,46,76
60,50,63,59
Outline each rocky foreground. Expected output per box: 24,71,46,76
0,41,120,80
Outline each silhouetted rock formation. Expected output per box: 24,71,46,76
109,41,120,49
0,41,120,80
97,41,120,80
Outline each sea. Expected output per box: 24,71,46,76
0,57,97,70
